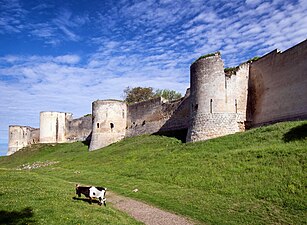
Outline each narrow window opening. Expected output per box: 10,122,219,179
122,110,125,118
235,99,238,113
56,117,59,142
225,77,227,89
142,120,146,126
210,99,213,113
194,104,198,110
97,123,100,128
110,123,114,129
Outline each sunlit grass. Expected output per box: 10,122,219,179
0,120,306,224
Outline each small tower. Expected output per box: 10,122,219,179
40,111,72,143
8,125,38,155
186,53,242,142
89,100,127,151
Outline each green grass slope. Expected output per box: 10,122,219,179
0,121,306,225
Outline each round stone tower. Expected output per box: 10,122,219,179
40,111,72,143
89,100,127,151
186,53,239,142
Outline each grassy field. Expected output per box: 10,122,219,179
0,121,306,224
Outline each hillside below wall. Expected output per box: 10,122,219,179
249,40,307,126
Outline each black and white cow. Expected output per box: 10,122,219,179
75,184,107,206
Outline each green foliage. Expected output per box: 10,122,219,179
123,86,182,104
0,121,306,224
123,86,155,104
83,114,91,117
155,89,182,101
224,66,239,75
247,56,260,63
195,51,220,63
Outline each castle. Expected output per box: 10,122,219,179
7,40,307,155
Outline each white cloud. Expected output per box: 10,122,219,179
245,0,263,6
0,0,306,155
54,55,80,64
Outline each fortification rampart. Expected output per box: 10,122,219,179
66,115,92,142
157,92,190,140
40,111,72,143
125,93,190,142
186,53,249,142
126,97,167,137
7,40,307,154
248,39,307,126
8,125,39,155
89,100,127,151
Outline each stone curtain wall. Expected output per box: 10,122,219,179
8,126,39,155
126,97,167,137
249,39,307,126
7,40,307,154
66,115,92,142
126,95,190,139
158,95,190,133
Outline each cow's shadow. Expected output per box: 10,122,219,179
72,196,101,205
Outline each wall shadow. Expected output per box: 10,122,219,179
0,207,34,225
283,124,307,142
154,129,188,143
82,132,92,147
154,95,190,143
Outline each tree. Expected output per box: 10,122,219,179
123,86,182,104
123,86,155,104
155,89,182,101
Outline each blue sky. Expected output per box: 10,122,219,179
0,0,306,155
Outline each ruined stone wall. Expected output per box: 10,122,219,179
66,115,92,142
40,111,72,143
126,94,190,139
225,63,250,130
249,40,307,126
8,126,39,155
89,100,127,151
126,97,167,137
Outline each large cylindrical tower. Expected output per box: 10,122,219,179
186,53,239,142
89,100,127,151
40,111,72,143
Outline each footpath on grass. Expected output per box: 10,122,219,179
107,191,197,225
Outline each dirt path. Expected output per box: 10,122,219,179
107,191,196,225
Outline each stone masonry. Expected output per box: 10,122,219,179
7,39,307,154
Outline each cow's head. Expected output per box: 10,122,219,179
75,184,81,197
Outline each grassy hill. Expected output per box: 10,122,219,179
0,121,306,224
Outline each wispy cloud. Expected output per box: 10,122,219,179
0,0,306,155
0,0,27,33
52,8,89,42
